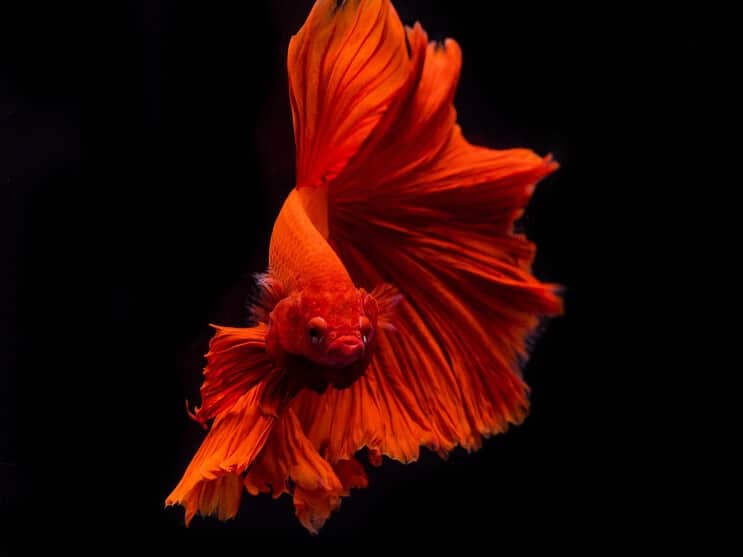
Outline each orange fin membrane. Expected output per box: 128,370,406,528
288,0,412,189
166,324,287,525
245,409,368,534
189,323,273,425
370,282,403,331
248,272,285,325
290,14,562,478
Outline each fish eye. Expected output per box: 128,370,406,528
307,317,327,345
359,316,373,344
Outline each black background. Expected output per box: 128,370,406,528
2,0,710,547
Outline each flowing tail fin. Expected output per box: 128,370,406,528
288,5,562,466
289,0,412,190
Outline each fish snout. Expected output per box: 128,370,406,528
327,335,364,366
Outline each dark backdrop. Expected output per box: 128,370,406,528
2,0,708,547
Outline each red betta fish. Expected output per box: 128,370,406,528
166,0,562,533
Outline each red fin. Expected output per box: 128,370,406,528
190,323,273,424
294,353,435,463
292,21,562,461
248,273,285,324
288,0,411,189
165,378,284,525
370,282,402,331
245,409,368,534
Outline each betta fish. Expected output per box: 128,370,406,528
166,0,562,533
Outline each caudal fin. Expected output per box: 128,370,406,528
288,2,562,464
288,0,412,189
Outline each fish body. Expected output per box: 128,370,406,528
167,0,562,533
265,188,380,392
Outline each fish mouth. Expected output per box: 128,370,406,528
326,335,364,367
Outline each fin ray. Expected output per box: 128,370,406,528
291,14,562,462
288,0,411,189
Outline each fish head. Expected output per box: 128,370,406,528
266,285,380,390
298,286,378,368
